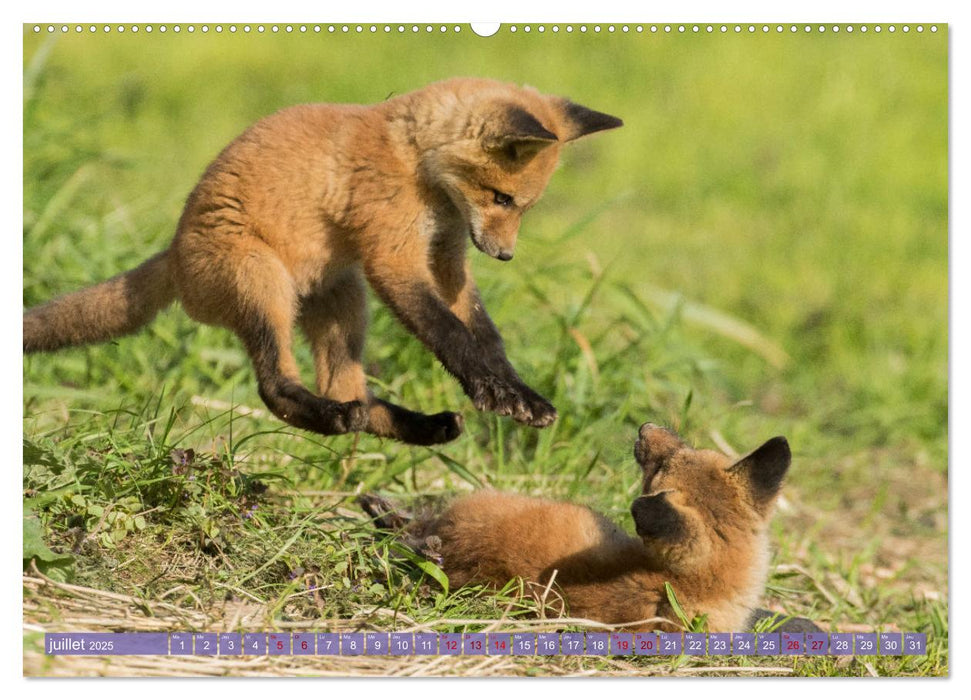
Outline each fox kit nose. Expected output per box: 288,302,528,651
636,423,684,467
639,422,664,440
496,250,514,262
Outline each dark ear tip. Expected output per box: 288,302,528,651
578,111,623,135
765,436,792,462
560,100,624,139
604,114,624,129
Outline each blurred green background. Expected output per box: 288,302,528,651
22,24,948,675
23,25,948,457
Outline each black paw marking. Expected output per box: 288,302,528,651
430,411,464,444
469,377,557,428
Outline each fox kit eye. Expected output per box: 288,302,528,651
493,190,514,207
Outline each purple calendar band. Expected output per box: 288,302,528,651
708,633,731,655
292,633,315,655
782,632,805,655
684,632,707,656
415,633,438,655
44,631,928,657
513,632,535,655
194,633,218,656
45,632,168,655
463,633,487,655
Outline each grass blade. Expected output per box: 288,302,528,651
636,284,790,369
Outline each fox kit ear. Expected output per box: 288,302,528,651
556,99,624,142
631,492,685,542
481,105,559,160
728,436,791,510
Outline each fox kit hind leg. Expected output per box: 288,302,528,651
298,269,464,445
174,234,368,435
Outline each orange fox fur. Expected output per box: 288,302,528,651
362,424,792,631
23,78,622,445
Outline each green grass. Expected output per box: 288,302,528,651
22,25,947,677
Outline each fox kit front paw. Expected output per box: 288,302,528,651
467,376,557,427
405,410,465,445
427,411,465,443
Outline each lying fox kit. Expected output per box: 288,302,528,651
361,424,791,631
23,78,622,445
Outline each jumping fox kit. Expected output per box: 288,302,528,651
361,424,792,631
23,78,622,445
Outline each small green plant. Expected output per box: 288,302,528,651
23,507,74,582
65,492,147,548
665,582,709,633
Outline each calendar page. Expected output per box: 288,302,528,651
22,19,948,679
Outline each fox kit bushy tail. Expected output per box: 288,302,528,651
24,252,175,353
24,77,622,447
